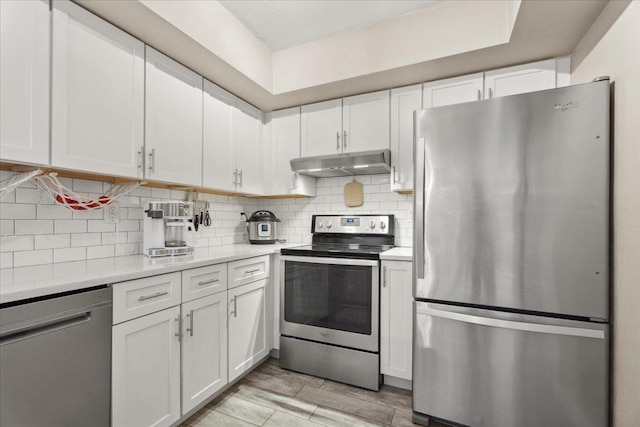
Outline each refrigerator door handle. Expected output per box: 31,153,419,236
414,136,426,279
419,306,605,339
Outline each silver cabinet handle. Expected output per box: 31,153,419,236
243,268,260,277
383,266,387,287
477,89,482,100
148,148,155,172
488,87,493,99
392,166,399,184
414,126,426,280
343,130,347,148
293,173,298,190
138,291,168,301
238,170,243,187
233,169,238,187
336,131,340,150
186,310,194,337
230,296,237,318
137,147,144,170
174,316,181,342
198,278,219,286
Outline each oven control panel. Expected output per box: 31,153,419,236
313,215,393,235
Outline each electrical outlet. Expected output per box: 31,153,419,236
104,203,120,224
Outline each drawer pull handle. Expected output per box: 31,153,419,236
138,291,169,301
230,296,237,318
198,279,219,286
174,316,181,342
243,268,261,277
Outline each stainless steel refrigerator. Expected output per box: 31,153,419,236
412,79,610,427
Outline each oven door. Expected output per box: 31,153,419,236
280,256,379,352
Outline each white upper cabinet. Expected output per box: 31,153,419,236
484,59,557,99
300,99,343,157
51,0,144,178
423,73,484,108
0,0,50,165
265,107,316,197
342,90,390,153
390,85,422,192
203,81,263,195
235,99,263,195
145,46,203,186
203,81,236,192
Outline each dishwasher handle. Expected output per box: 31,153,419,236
0,312,92,347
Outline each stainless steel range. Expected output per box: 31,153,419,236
279,214,394,391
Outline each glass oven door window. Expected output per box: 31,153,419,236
284,261,372,335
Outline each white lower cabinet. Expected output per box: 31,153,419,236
380,260,413,382
112,305,181,427
228,279,268,382
182,292,228,414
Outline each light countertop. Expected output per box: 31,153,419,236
380,247,413,261
0,244,297,304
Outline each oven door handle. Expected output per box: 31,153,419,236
280,255,379,267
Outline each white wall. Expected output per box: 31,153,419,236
571,1,640,425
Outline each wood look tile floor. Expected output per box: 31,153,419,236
181,358,448,427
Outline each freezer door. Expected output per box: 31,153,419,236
413,301,608,427
414,80,610,319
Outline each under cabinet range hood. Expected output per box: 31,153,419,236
290,149,391,178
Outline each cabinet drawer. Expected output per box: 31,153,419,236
228,255,270,289
112,272,181,324
182,264,227,302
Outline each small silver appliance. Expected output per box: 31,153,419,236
143,201,195,257
279,214,394,391
241,210,281,244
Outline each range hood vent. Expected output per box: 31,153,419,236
290,149,391,178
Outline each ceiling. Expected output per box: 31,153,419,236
218,0,447,51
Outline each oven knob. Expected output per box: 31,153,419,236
380,221,386,230
317,221,324,229
370,221,376,229
326,222,332,229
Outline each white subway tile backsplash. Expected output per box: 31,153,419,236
101,232,127,245
14,220,54,235
0,252,13,269
1,235,35,252
35,234,71,250
55,219,88,233
72,179,105,193
14,249,53,267
15,188,49,204
36,204,72,220
1,220,14,236
87,220,116,233
118,220,139,232
1,203,37,220
71,233,102,247
87,245,115,260
151,188,171,198
54,247,86,263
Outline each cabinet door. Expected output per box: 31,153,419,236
423,73,483,108
182,292,228,414
484,59,556,99
342,90,390,153
145,46,203,186
269,107,317,196
390,85,421,192
228,279,268,382
203,80,236,191
235,99,263,195
0,0,49,165
51,1,144,178
300,99,342,157
381,261,413,381
112,306,181,427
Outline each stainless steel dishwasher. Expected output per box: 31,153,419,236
0,286,112,427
